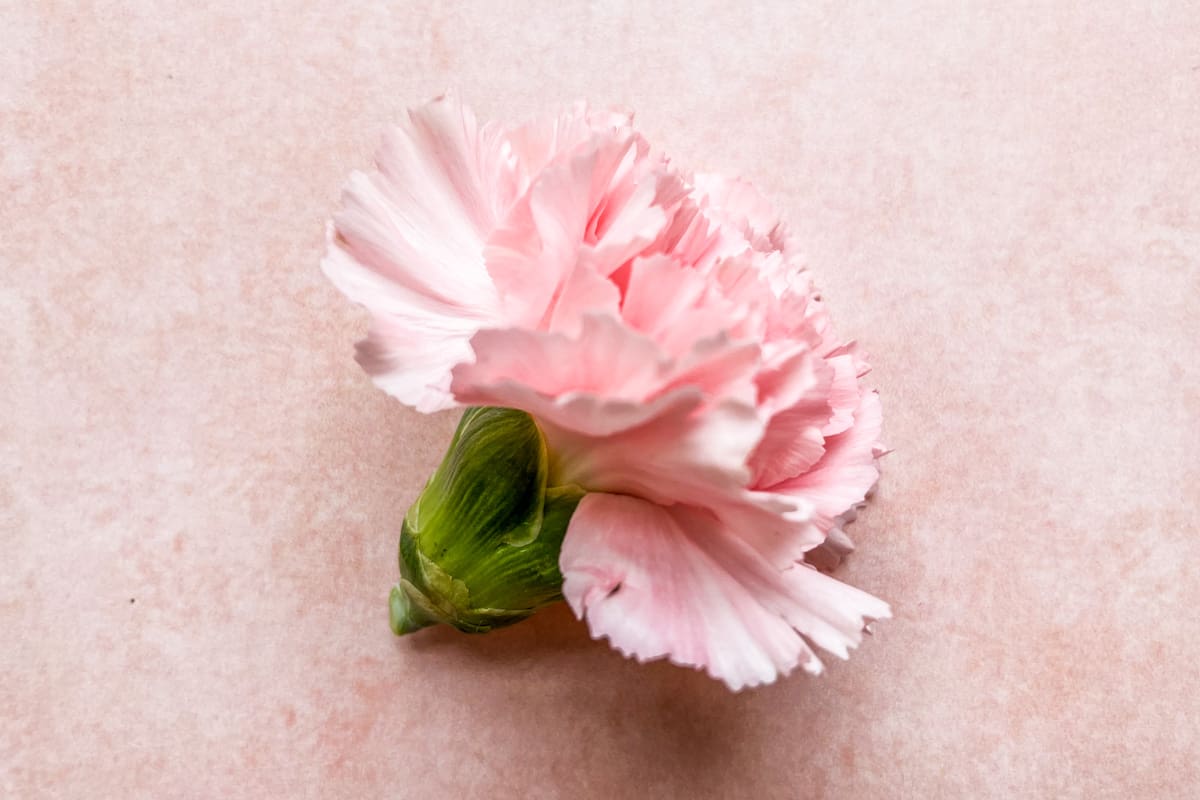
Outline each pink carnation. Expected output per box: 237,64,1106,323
324,94,889,689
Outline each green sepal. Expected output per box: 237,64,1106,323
389,407,584,635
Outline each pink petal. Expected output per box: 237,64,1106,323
334,95,509,308
503,103,632,190
484,147,594,328
771,390,884,524
649,197,733,273
747,346,832,488
561,494,889,690
582,170,675,279
456,319,765,507
620,255,738,355
452,311,763,441
544,261,622,336
692,173,799,257
749,405,829,489
486,132,668,331
754,341,834,419
451,314,668,413
659,333,761,407
321,229,486,412
453,308,778,519
353,313,475,414
542,391,763,507
821,352,861,437
322,94,513,410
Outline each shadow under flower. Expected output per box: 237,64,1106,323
394,600,806,795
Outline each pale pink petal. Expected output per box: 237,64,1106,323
484,148,593,328
561,494,889,690
692,173,800,258
822,352,861,437
354,315,475,414
826,340,873,377
452,311,763,441
542,392,763,507
544,261,622,336
321,229,485,412
747,347,831,487
658,333,761,408
771,390,884,523
703,489,823,572
503,102,632,184
749,405,829,489
323,94,515,410
484,138,617,328
455,319,767,507
754,342,825,418
649,197,734,272
451,314,668,410
620,255,735,353
709,254,777,335
335,95,510,308
620,255,705,339
581,169,675,279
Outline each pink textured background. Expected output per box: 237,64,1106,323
4,2,1198,797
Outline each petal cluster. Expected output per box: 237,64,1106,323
324,94,889,689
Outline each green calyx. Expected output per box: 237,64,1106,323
389,406,585,636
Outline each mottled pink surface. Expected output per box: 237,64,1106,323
3,3,1198,798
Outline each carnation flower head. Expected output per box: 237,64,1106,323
323,93,889,690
